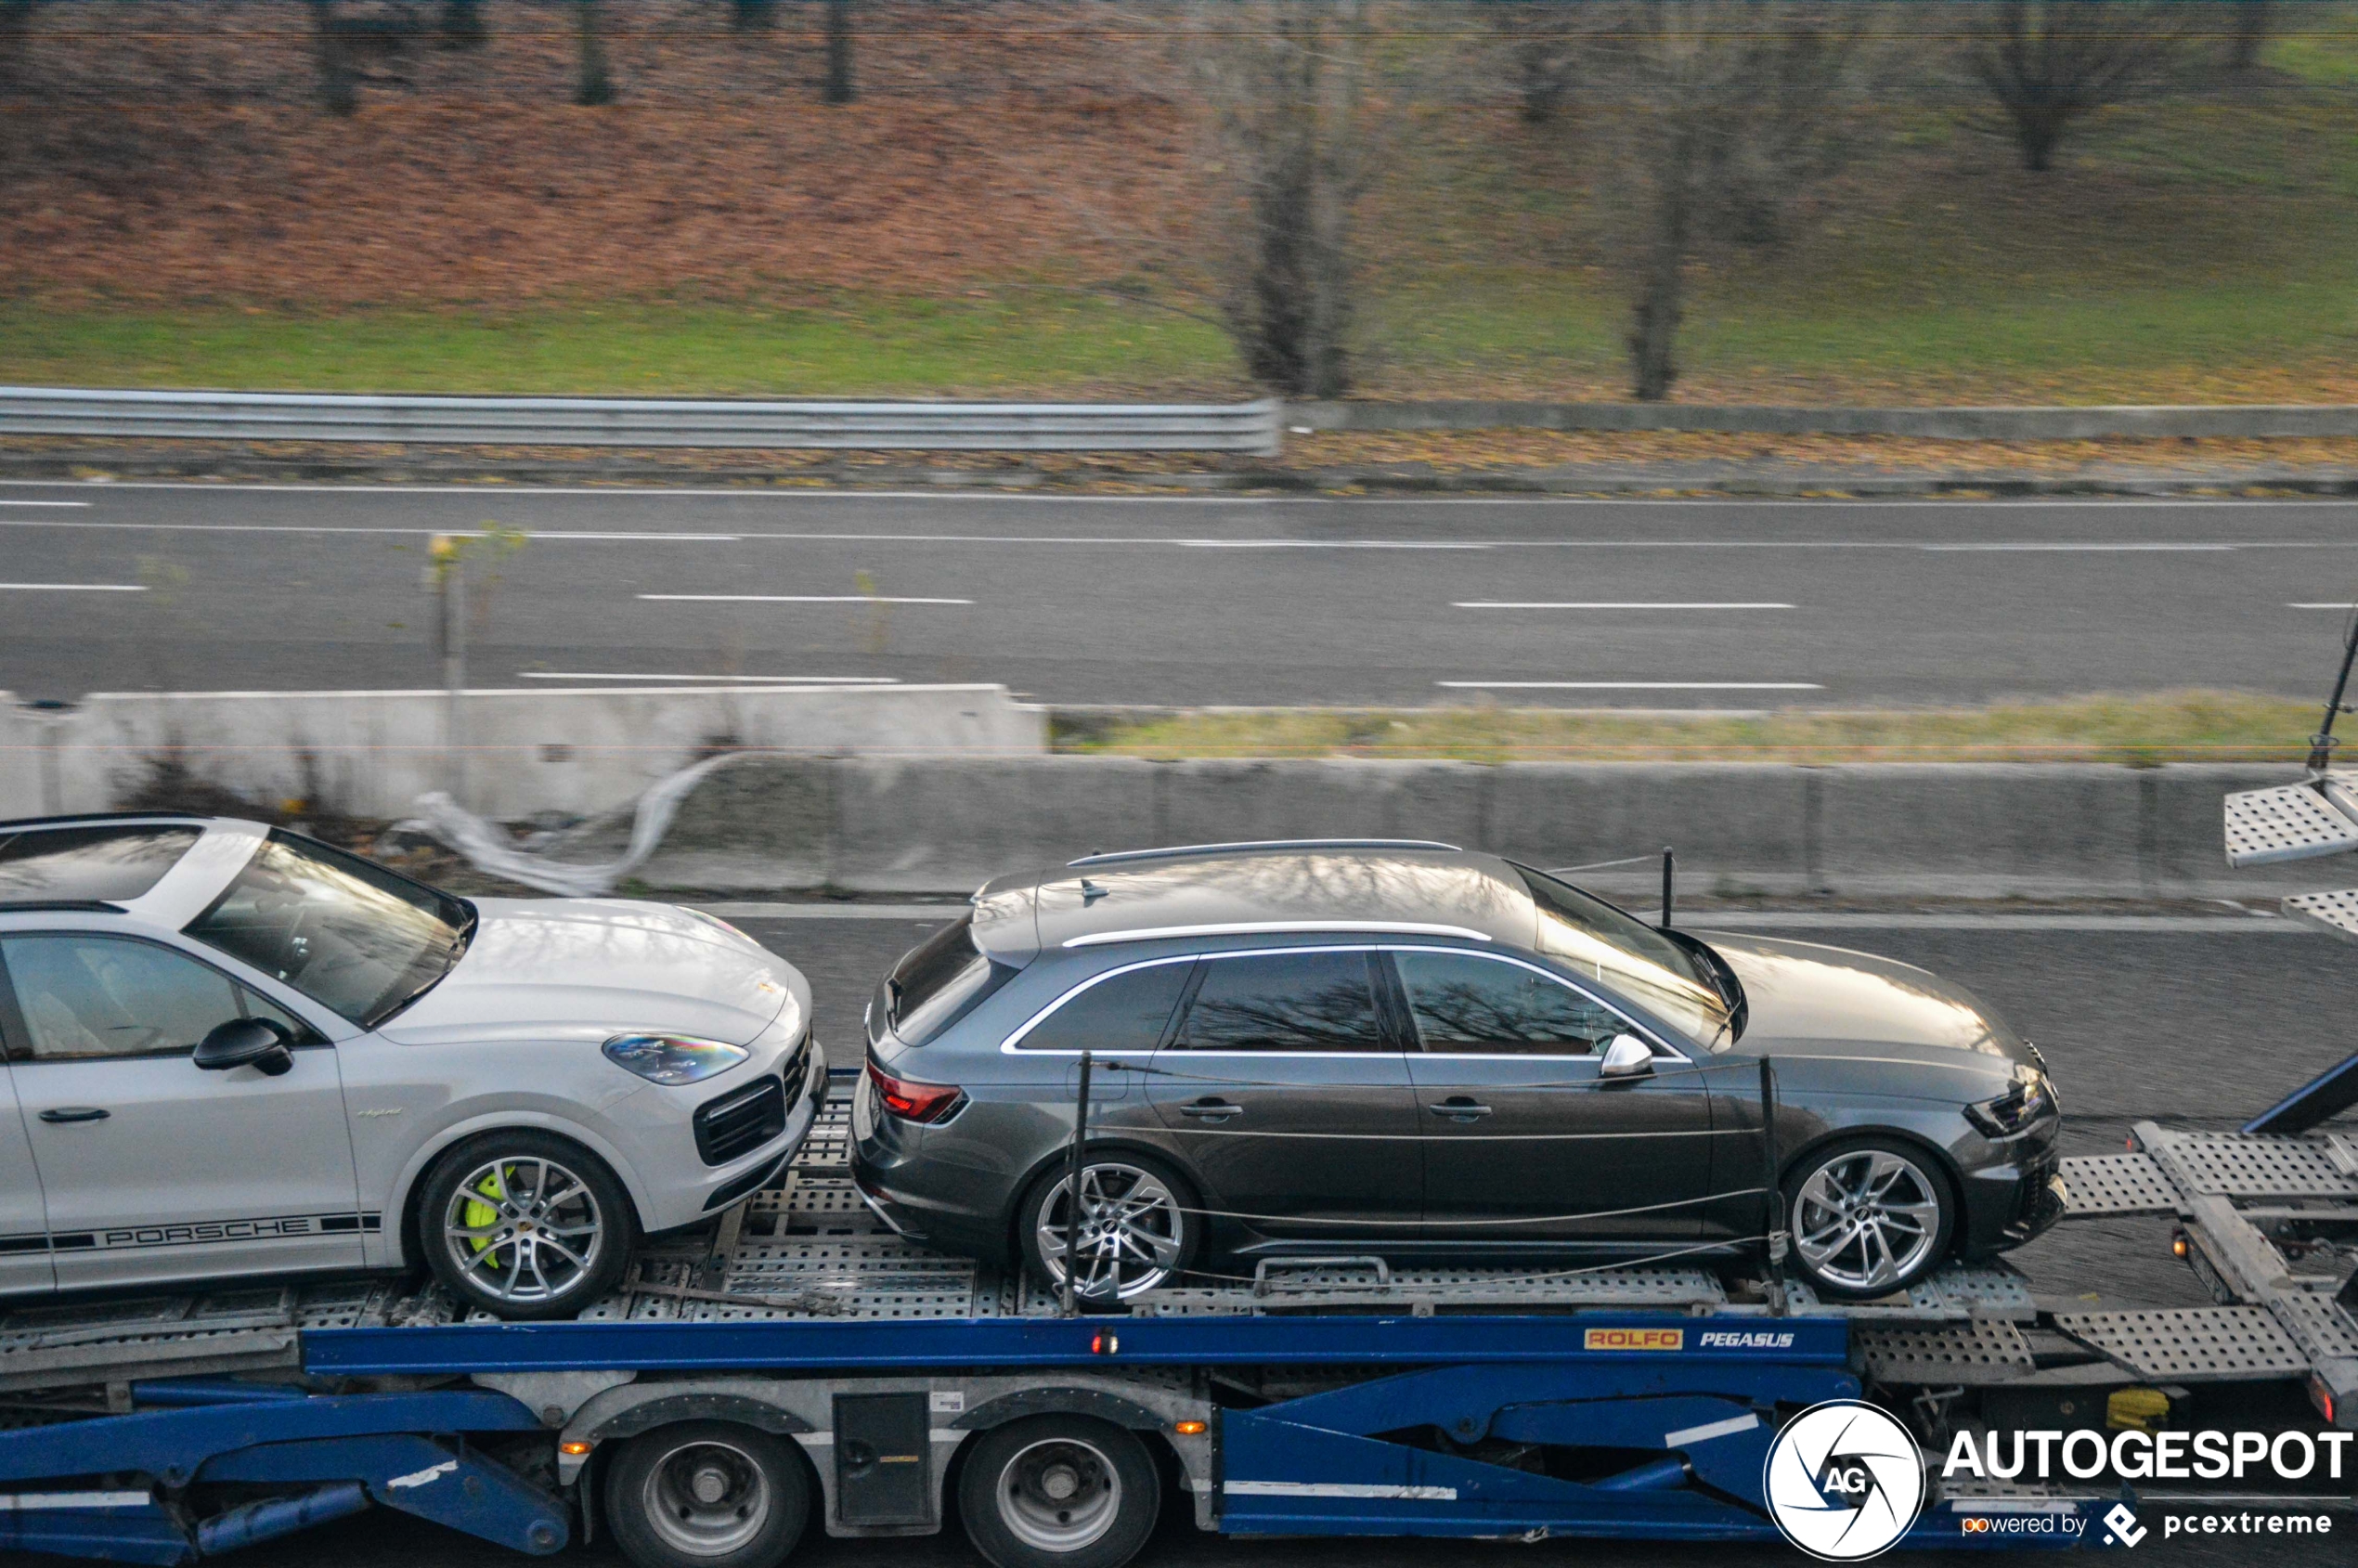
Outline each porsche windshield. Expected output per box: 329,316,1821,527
1515,864,1730,1042
184,831,474,1027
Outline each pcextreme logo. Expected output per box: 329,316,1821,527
1583,1327,1684,1352
1763,1400,1926,1562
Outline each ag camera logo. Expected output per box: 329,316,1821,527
1764,1400,1926,1562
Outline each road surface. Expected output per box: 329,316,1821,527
2,482,2352,706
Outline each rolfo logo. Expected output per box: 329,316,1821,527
1763,1400,1926,1562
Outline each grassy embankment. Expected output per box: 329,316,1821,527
5,26,2356,404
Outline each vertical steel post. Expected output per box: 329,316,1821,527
1059,1049,1095,1316
1761,1056,1788,1316
431,535,467,807
1661,846,1675,927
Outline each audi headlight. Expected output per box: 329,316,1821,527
1966,1069,2056,1139
602,1033,750,1085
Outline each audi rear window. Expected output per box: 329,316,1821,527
880,913,1017,1045
0,824,201,903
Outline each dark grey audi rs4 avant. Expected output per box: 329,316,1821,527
850,840,2065,1302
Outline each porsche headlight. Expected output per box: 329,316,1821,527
602,1033,750,1085
1966,1069,2056,1138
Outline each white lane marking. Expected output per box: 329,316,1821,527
0,582,147,592
1664,1413,1761,1447
1919,542,2236,551
1181,538,1491,550
1455,601,1793,609
0,1492,153,1510
519,672,900,684
1435,680,1822,691
385,1459,459,1490
1224,1481,1459,1501
0,499,91,507
527,532,740,541
637,593,973,604
2289,603,2358,608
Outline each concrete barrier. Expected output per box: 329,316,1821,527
0,685,1045,823
637,756,2317,901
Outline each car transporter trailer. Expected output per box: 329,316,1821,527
0,1040,2349,1567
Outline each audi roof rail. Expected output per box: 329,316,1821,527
0,900,128,914
1066,838,1464,869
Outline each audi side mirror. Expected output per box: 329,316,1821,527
1599,1034,1654,1080
194,1018,294,1078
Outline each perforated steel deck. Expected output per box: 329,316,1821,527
2143,1130,2358,1201
2054,1305,2311,1380
2282,888,2358,942
1857,1320,2037,1384
2058,1153,2179,1217
2223,781,2358,867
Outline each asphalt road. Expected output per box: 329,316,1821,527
0,912,2346,1568
3,484,2356,706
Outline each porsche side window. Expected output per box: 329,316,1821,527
1393,950,1625,1056
1172,951,1383,1053
2,935,246,1061
1016,961,1194,1053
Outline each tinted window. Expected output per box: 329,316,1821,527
1173,951,1383,1053
1516,865,1730,1042
184,832,472,1027
886,914,1017,1045
0,825,201,903
3,935,253,1060
1394,951,1626,1056
1017,961,1193,1053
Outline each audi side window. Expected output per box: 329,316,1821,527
1016,961,1194,1053
1172,951,1383,1053
1393,950,1626,1056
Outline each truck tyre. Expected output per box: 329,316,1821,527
959,1415,1160,1568
605,1421,811,1568
1783,1135,1957,1301
416,1130,638,1321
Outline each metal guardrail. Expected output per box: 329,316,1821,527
1290,399,2358,440
0,386,1282,455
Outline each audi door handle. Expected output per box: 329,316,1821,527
39,1108,110,1124
1179,1101,1244,1120
1429,1099,1492,1121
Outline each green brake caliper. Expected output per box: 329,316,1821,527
464,1168,507,1270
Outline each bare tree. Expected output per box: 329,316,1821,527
1570,2,1873,400
575,0,615,104
2226,0,2272,71
1964,1,2196,171
823,0,855,103
1194,0,1372,399
440,0,488,48
0,0,45,91
1501,0,1580,123
304,0,360,115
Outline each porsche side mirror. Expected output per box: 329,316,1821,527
195,1017,294,1078
1599,1034,1654,1080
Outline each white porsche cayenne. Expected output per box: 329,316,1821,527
0,813,823,1320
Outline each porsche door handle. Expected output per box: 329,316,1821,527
1429,1098,1492,1121
1178,1100,1245,1121
39,1108,110,1124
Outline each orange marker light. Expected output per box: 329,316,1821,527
2171,1235,2189,1260
1174,1420,1208,1436
560,1441,593,1457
